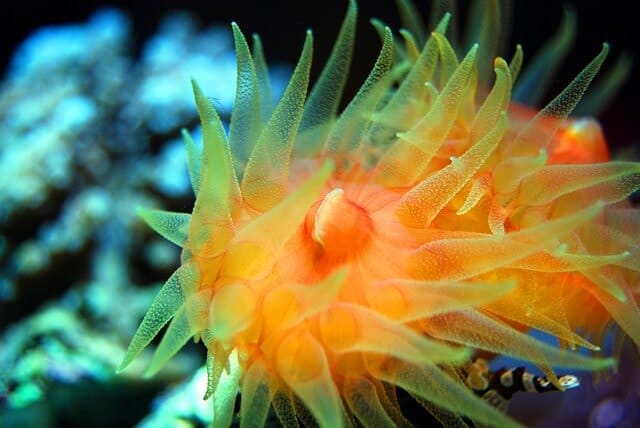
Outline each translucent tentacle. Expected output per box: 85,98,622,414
319,303,471,364
204,340,233,400
430,0,458,48
435,30,460,86
516,161,640,207
399,29,420,63
369,358,523,428
182,128,201,196
297,0,357,154
211,350,241,428
586,279,640,348
375,43,479,187
513,8,576,106
118,262,198,372
365,278,516,322
457,175,491,215
271,390,299,428
574,53,633,116
423,309,615,370
485,298,600,351
396,111,506,227
409,202,605,280
326,26,394,154
508,44,523,83
144,306,192,377
209,282,258,341
137,207,191,248
492,148,547,194
263,269,346,331
251,33,275,124
395,0,426,45
368,15,450,146
229,23,262,174
242,32,313,212
464,0,501,85
344,377,395,427
144,288,211,377
190,80,239,258
469,58,511,145
277,330,344,428
512,43,608,157
240,361,271,428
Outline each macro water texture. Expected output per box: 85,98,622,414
1,1,639,428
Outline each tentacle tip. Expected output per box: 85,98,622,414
614,292,628,303
116,352,136,374
143,367,159,379
494,57,508,68
135,205,152,219
598,42,610,59
190,78,204,94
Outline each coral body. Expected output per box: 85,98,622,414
119,1,639,427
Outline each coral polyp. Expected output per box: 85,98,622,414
118,1,639,426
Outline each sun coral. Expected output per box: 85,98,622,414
118,1,640,427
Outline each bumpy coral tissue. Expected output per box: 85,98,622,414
118,1,639,427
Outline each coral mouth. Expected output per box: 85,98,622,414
305,188,374,260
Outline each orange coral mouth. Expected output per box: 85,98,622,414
305,187,374,261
